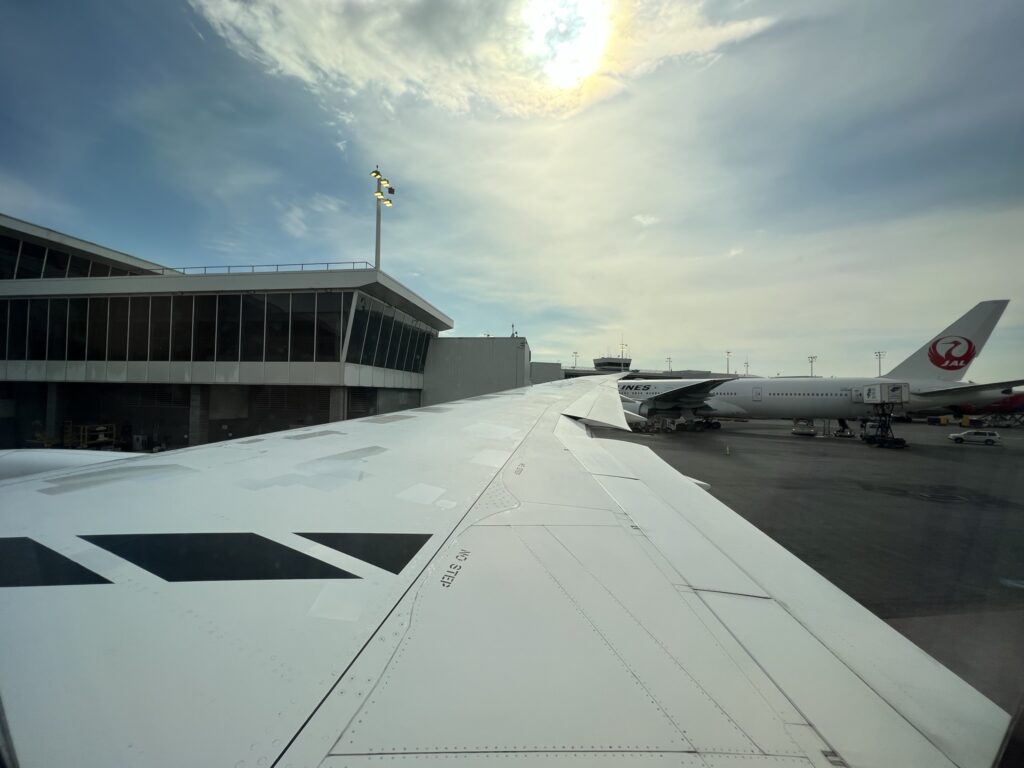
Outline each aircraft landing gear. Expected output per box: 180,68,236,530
833,417,855,438
670,417,721,432
694,418,722,432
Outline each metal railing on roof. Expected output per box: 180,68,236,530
132,261,375,276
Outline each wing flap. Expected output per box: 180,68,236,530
593,472,769,598
703,592,958,768
594,436,1010,768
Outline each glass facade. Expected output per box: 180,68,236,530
16,244,46,280
67,298,87,360
0,290,432,372
171,296,192,362
0,231,148,280
345,294,369,364
315,292,343,363
290,293,315,363
27,299,48,359
0,236,18,280
43,250,69,278
241,294,265,362
47,298,68,360
193,296,216,362
87,298,108,361
128,296,150,361
150,296,171,361
216,294,241,362
108,297,129,360
343,293,429,372
7,300,26,359
265,293,290,362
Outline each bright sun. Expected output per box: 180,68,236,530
522,0,611,88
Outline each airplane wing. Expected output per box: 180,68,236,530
0,448,146,481
0,376,1008,768
622,377,734,406
916,378,1024,397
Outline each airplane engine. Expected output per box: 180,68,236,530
622,400,650,418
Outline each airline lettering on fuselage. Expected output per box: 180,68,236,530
620,384,653,392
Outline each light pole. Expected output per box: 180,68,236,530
808,355,817,377
370,166,395,271
572,351,579,368
875,350,886,376
744,358,749,376
665,356,672,372
726,350,732,375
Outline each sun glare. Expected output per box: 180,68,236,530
522,0,611,88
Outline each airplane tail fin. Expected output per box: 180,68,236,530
884,300,1009,382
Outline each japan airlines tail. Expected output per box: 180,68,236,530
884,299,1008,382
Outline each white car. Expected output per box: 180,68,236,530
947,430,1001,446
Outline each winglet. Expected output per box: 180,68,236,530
563,376,630,431
885,300,1009,382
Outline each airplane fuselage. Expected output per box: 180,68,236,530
620,377,1014,421
701,377,1010,420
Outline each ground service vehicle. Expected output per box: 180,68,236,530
948,430,1001,446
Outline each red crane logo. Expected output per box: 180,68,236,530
928,336,977,370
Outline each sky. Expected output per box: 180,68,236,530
1,0,1022,381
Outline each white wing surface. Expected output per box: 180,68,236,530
0,376,1008,768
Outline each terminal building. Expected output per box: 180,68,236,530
0,213,473,450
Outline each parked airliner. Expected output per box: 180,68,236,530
623,300,1021,426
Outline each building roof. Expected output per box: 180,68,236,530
0,213,453,331
0,213,167,273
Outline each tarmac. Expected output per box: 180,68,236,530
597,419,1024,720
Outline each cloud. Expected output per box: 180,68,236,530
632,213,659,226
172,0,1024,381
114,82,285,208
279,205,308,238
278,193,349,239
0,170,76,222
189,0,772,116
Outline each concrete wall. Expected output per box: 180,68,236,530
377,388,421,415
530,361,563,384
421,337,531,405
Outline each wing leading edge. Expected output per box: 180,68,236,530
0,375,1009,768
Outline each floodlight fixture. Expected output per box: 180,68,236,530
371,166,397,270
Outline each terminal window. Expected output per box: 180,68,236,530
1,289,428,371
